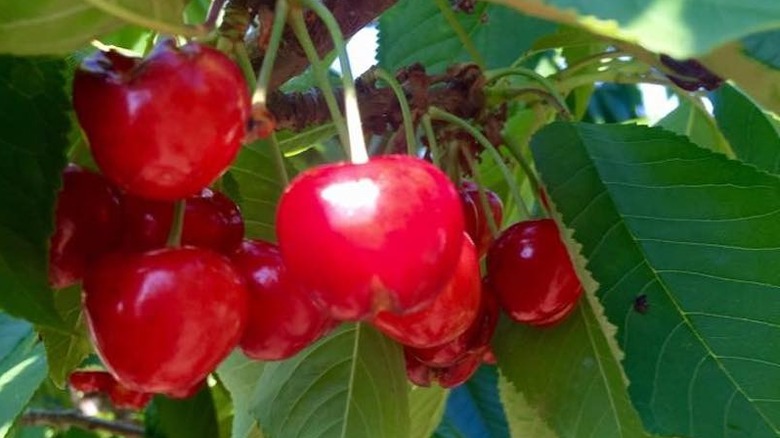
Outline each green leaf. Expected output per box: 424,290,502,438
742,29,780,69
488,0,780,58
497,373,556,438
656,100,732,156
378,0,555,73
409,386,448,438
146,386,220,438
39,287,91,388
229,139,287,242
0,2,120,55
713,84,780,174
216,351,266,438
435,365,510,437
495,304,651,437
0,314,48,438
532,122,780,437
251,324,409,438
0,56,68,328
82,0,189,33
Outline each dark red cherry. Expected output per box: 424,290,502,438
83,247,248,397
276,155,465,321
459,181,503,256
68,370,115,393
107,382,152,410
404,350,481,388
486,219,582,326
230,239,335,361
73,40,250,200
372,235,480,348
408,282,499,367
659,54,723,91
49,165,122,289
121,188,244,254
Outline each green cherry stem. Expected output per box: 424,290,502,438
288,6,351,158
428,106,531,219
422,114,442,167
502,132,549,218
485,67,572,120
233,42,258,92
373,68,416,156
166,200,186,247
301,0,368,164
432,0,485,68
253,0,289,106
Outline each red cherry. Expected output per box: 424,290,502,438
408,282,499,367
83,247,248,397
49,165,122,289
107,382,152,410
486,219,582,326
404,350,481,388
230,239,336,361
459,181,503,257
73,40,250,200
122,188,244,254
372,235,480,348
68,370,115,393
276,155,465,321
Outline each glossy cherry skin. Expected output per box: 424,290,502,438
107,383,153,410
372,235,480,348
49,165,122,289
122,188,244,254
230,239,335,360
73,40,250,200
486,219,582,326
68,370,116,393
83,247,248,397
408,281,499,367
404,350,481,388
276,155,465,321
459,181,503,257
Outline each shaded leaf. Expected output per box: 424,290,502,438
252,324,409,438
435,365,510,438
657,99,732,156
741,29,780,70
713,84,780,174
0,56,68,327
497,373,556,438
216,351,266,438
532,122,780,437
378,0,555,73
146,385,219,438
39,286,91,388
0,314,48,438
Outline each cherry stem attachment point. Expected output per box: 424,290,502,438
373,68,416,156
167,200,186,247
301,0,368,164
428,106,531,219
288,6,351,159
253,0,289,106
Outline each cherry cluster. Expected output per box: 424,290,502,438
57,38,585,399
68,370,152,411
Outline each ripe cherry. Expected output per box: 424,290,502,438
408,281,499,367
73,40,250,200
486,219,582,326
83,247,248,397
230,239,336,361
276,155,465,321
459,181,503,257
49,165,122,289
107,383,153,410
68,370,115,393
121,188,244,254
404,349,481,388
372,235,481,348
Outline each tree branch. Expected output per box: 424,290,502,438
245,0,398,89
20,410,144,437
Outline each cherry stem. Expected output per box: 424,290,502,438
432,0,485,68
485,67,572,120
288,6,351,159
373,68,416,156
422,114,442,167
167,200,186,247
204,0,228,30
233,41,258,92
82,0,207,37
269,133,291,186
428,106,532,219
461,151,500,236
502,132,550,218
301,0,369,164
486,87,570,120
253,0,289,106
556,50,629,79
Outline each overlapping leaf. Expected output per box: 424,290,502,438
39,286,91,388
532,122,780,437
409,385,448,438
217,351,266,438
251,324,408,438
657,100,732,156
